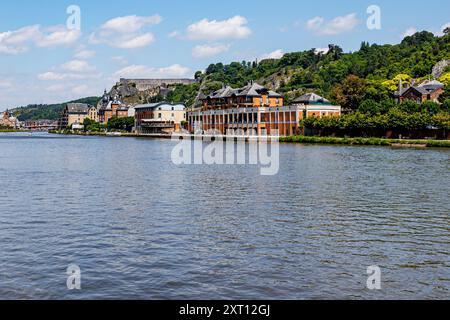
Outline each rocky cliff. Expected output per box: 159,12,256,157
432,60,450,78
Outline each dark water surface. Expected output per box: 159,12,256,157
0,132,448,299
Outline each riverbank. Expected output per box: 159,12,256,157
0,129,26,133
48,130,450,148
280,136,450,148
49,130,173,139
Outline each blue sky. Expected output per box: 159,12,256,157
0,0,449,110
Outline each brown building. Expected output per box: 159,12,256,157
395,80,444,104
97,91,130,124
0,110,18,128
188,82,341,136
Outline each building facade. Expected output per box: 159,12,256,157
97,90,132,124
395,80,445,104
135,102,186,134
60,103,91,128
88,106,99,123
188,82,341,136
0,110,18,128
291,93,342,118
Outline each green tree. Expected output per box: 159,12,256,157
420,101,440,115
398,100,421,113
442,99,450,112
331,75,366,112
107,117,135,132
358,99,381,115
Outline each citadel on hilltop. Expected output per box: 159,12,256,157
118,78,197,92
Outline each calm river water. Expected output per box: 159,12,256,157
0,132,448,299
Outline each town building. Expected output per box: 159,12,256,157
395,79,445,104
0,110,18,128
135,102,186,134
188,82,341,136
97,90,132,124
291,93,342,117
60,103,91,128
88,105,99,123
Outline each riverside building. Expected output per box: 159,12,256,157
187,82,341,136
135,102,186,134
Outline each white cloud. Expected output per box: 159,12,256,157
0,72,112,109
111,56,128,65
314,47,330,55
35,26,81,47
61,60,95,73
101,15,162,33
38,59,99,81
307,17,324,31
436,22,450,36
114,33,155,49
260,49,284,60
192,43,230,59
0,25,40,54
186,16,251,41
168,30,180,38
72,84,91,96
38,71,100,81
114,64,190,79
0,24,80,54
45,84,67,92
38,72,67,81
0,79,13,89
90,14,161,49
306,13,359,36
74,49,96,59
401,27,417,38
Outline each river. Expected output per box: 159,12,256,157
0,132,448,299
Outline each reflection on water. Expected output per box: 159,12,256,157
0,132,449,299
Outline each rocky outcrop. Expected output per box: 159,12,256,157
432,60,450,78
104,78,197,105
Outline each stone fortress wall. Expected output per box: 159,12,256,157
119,78,197,92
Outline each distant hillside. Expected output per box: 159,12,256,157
162,31,450,108
12,97,101,121
11,31,450,119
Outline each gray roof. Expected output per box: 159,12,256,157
293,93,330,104
210,86,237,99
396,86,431,97
134,102,186,111
205,82,282,99
418,80,444,92
395,80,444,97
236,82,282,98
67,103,90,114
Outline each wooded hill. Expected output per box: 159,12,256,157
11,31,450,120
11,97,100,121
166,31,450,110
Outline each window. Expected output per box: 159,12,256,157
260,113,266,123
